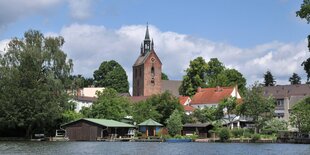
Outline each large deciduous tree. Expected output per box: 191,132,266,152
0,30,73,137
144,91,184,125
290,96,310,133
82,88,130,121
93,60,129,93
297,1,310,82
289,73,301,85
240,83,275,133
179,57,208,96
264,71,276,86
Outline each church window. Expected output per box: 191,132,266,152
151,66,155,77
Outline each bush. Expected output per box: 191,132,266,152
251,134,261,141
231,128,244,138
219,128,231,142
174,134,183,139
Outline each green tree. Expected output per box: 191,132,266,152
290,96,310,133
221,69,247,95
131,101,162,124
192,107,218,123
240,83,275,133
62,110,83,123
93,60,129,93
217,97,240,129
289,73,301,85
0,30,73,138
297,1,310,82
264,71,276,86
179,57,208,96
86,88,130,120
145,91,184,125
166,109,183,137
205,58,225,85
205,59,246,95
161,72,169,80
262,118,288,134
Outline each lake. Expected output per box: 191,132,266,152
0,141,309,155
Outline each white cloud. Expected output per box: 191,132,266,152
3,24,309,91
68,0,92,20
0,39,10,54
0,0,62,29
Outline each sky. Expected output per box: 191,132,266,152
0,0,309,92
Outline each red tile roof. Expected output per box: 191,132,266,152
183,105,195,112
190,87,235,105
179,96,190,105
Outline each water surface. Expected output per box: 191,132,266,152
0,141,309,155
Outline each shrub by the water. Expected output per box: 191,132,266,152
219,128,231,142
251,134,261,141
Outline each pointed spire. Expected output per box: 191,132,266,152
140,43,144,55
144,22,150,40
151,38,154,50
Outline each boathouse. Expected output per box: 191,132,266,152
61,118,135,141
182,123,214,137
138,119,163,137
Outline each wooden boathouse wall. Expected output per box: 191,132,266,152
65,120,102,141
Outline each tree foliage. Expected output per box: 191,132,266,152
296,0,310,24
262,118,288,134
131,101,162,124
166,109,183,137
289,73,301,85
0,30,73,137
297,1,310,81
179,57,247,96
161,72,169,80
264,71,276,86
240,83,275,133
93,60,129,93
290,96,310,133
143,91,184,125
192,107,218,123
83,88,130,121
217,97,240,128
179,57,208,96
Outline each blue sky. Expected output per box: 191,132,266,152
0,0,309,89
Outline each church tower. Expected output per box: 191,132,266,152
132,24,162,96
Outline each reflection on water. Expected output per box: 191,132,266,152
0,141,310,155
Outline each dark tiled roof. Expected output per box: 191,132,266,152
263,84,310,99
183,123,212,128
161,80,182,97
75,96,97,102
128,96,150,103
133,51,151,66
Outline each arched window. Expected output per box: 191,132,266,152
151,66,155,77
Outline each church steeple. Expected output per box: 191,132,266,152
143,23,151,54
145,23,150,40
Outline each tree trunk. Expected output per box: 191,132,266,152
25,124,32,139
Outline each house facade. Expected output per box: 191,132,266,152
263,84,310,121
190,86,241,109
179,96,194,115
72,87,105,112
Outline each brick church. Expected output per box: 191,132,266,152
132,25,181,97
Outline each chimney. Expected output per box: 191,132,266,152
216,86,221,92
197,87,202,93
235,85,238,97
